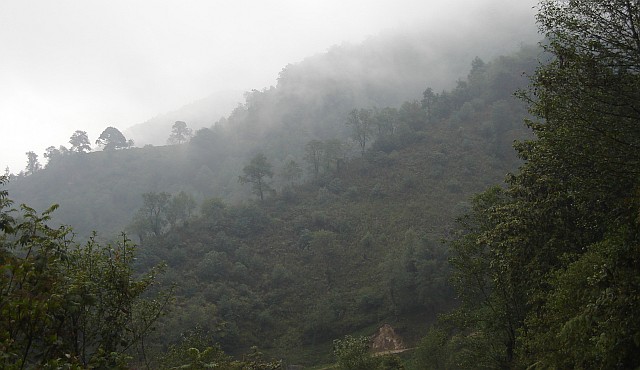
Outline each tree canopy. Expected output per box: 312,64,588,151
69,130,92,153
96,126,132,150
168,121,193,145
24,151,41,175
438,1,640,368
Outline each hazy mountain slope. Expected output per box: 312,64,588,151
136,48,539,365
123,90,244,146
4,41,542,367
6,38,540,239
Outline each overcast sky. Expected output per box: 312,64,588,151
0,0,538,173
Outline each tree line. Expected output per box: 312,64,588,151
16,121,194,177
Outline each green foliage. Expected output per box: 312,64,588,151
332,335,405,370
159,328,232,369
438,1,640,369
5,37,543,367
160,330,283,369
333,335,377,370
414,327,450,369
0,182,170,369
521,226,640,368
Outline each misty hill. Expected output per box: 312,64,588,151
6,31,540,239
127,25,537,147
128,47,540,366
4,38,541,366
123,90,244,146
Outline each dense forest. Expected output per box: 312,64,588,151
2,1,640,368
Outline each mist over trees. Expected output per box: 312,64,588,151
2,38,539,366
168,121,193,144
4,2,637,367
5,27,540,237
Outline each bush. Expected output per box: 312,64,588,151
333,335,377,370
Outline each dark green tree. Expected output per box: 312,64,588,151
444,1,640,368
515,1,640,367
333,335,378,370
238,153,273,201
0,177,171,368
69,130,92,153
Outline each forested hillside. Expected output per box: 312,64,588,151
123,90,245,147
3,1,639,369
421,1,640,369
115,45,539,366
6,32,539,239
2,39,540,367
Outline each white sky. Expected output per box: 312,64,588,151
0,0,538,173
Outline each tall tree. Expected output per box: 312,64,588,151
517,1,640,367
445,1,640,368
69,130,92,153
24,151,41,175
304,140,324,179
238,153,273,201
141,191,171,236
166,191,196,228
346,109,373,156
168,121,193,144
95,126,131,150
